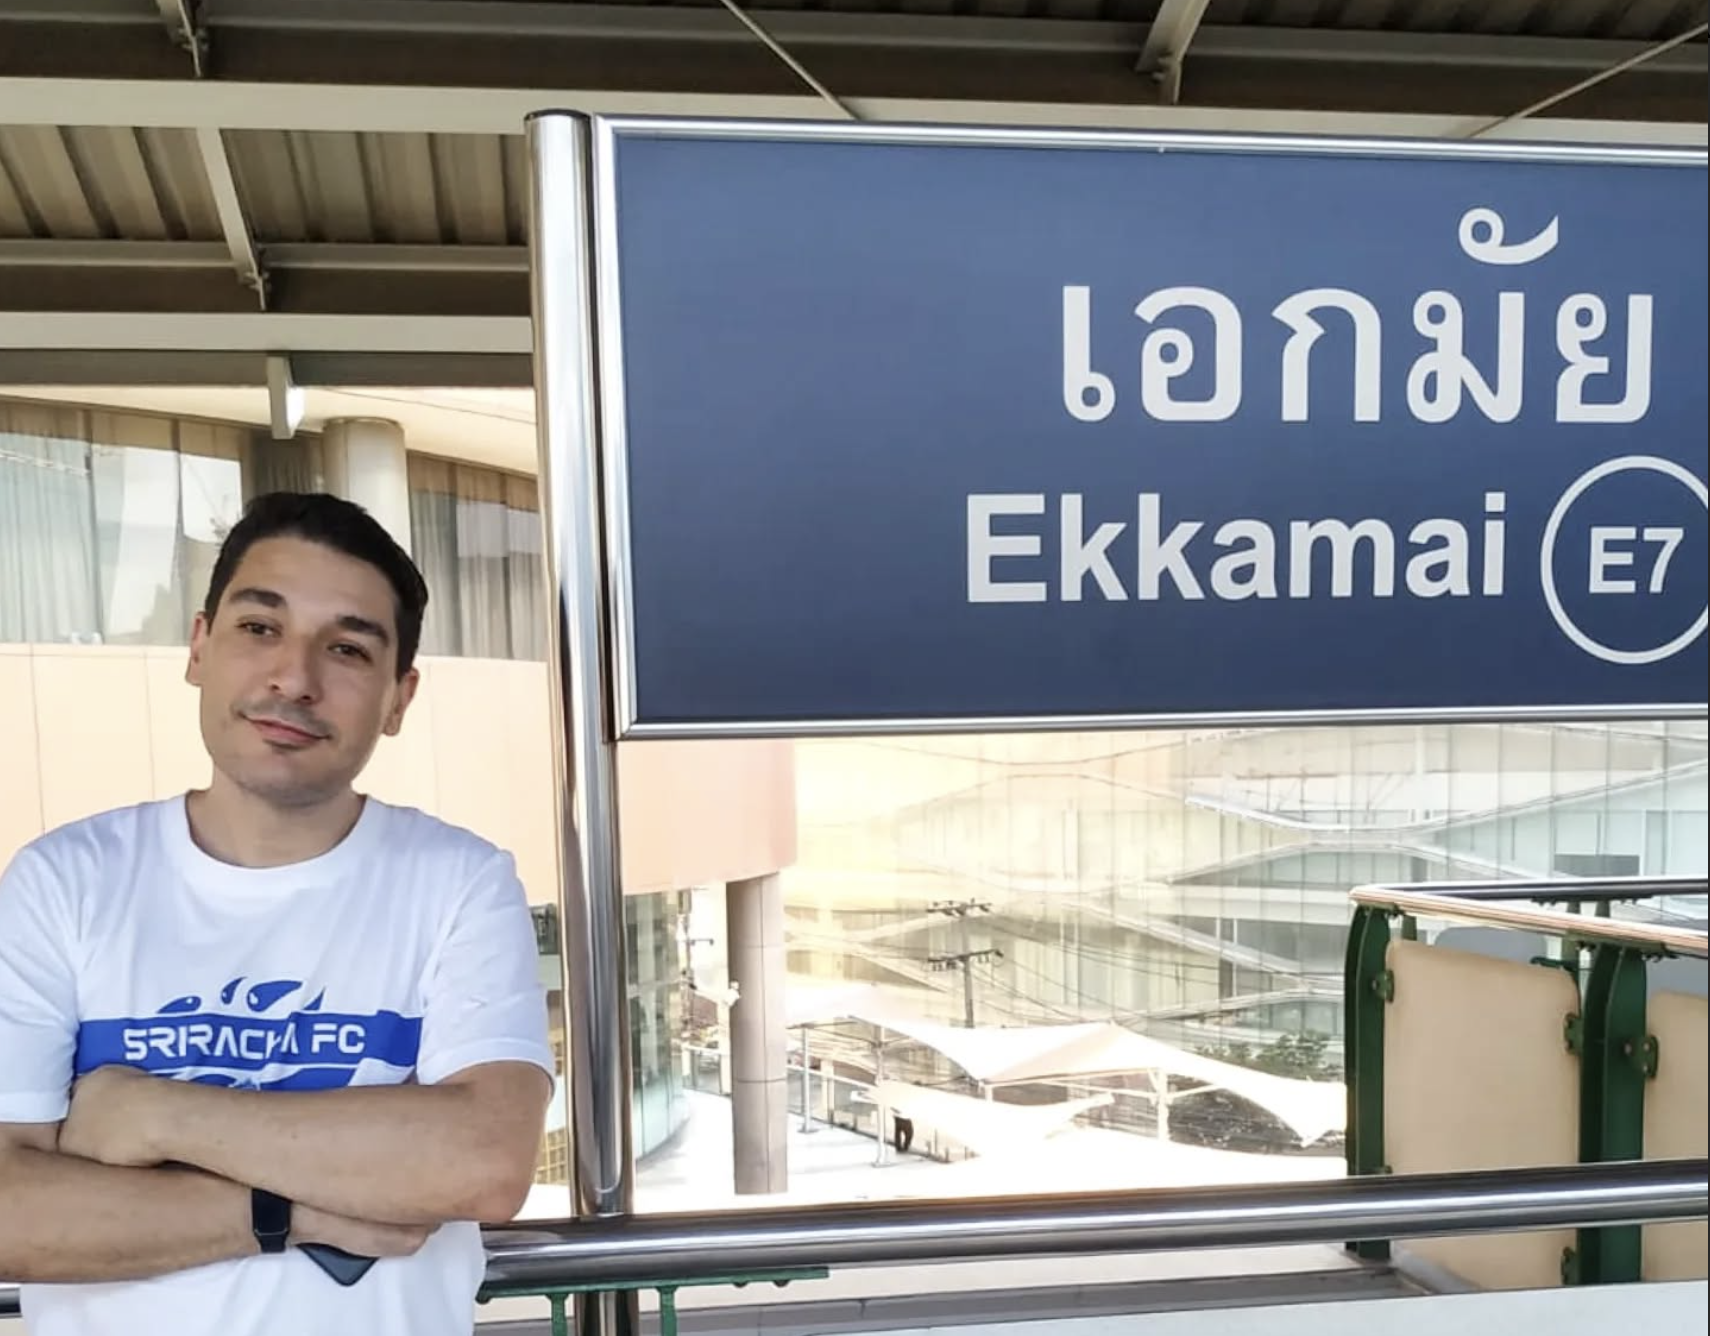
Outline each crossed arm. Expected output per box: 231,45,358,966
0,1061,552,1285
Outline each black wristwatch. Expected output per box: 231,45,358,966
251,1188,293,1255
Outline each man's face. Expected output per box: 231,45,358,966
187,535,418,809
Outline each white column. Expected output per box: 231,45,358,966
321,417,412,555
725,872,789,1194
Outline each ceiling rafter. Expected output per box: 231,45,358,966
193,125,267,308
1135,0,1213,105
154,0,209,77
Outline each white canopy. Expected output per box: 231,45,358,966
788,983,1344,1146
869,1080,1112,1157
930,1125,1345,1195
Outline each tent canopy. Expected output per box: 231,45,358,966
867,1080,1112,1158
789,982,1344,1146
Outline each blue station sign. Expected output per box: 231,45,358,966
593,122,1708,733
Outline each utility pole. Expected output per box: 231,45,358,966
927,899,1002,1028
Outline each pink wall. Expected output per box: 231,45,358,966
0,644,795,902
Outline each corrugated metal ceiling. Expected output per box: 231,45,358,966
522,0,1703,39
461,0,1701,36
0,0,1700,331
0,126,527,246
0,125,220,241
225,131,528,246
1209,0,1696,38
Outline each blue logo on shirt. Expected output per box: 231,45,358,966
75,977,422,1091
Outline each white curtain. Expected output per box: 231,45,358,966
244,435,327,497
0,402,101,644
504,472,546,661
0,401,245,647
407,455,545,660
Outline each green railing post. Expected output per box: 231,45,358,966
1572,943,1655,1286
1344,904,1393,1262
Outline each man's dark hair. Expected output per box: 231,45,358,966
204,491,429,678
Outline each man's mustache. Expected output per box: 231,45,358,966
237,702,332,740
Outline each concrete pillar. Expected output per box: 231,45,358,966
321,417,412,555
725,873,788,1194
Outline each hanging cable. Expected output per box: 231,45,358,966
716,0,861,120
1466,21,1708,139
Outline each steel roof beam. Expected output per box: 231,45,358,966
194,125,267,308
154,1,1710,70
0,238,530,272
0,312,533,353
6,4,1707,70
264,242,530,272
0,239,232,268
265,351,302,438
0,77,1704,142
1136,0,1212,104
155,0,208,76
0,348,533,386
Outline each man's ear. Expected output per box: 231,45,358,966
382,667,421,737
185,610,211,687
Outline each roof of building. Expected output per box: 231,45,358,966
0,0,1704,385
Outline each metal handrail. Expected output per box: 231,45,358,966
1349,876,1709,958
1359,875,1708,905
3,1160,1705,1318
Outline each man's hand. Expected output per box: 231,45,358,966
59,1066,168,1168
292,1203,437,1260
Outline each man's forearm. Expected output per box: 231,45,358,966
0,1146,254,1283
143,1080,526,1226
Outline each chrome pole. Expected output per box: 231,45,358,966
526,108,638,1336
2,1159,1704,1319
481,1158,1709,1287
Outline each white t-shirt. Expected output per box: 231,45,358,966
0,794,556,1336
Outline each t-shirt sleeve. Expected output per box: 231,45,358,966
415,848,557,1087
0,847,78,1124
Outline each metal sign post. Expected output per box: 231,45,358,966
527,110,638,1336
523,111,1706,1336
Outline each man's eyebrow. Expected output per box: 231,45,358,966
227,588,392,646
336,614,391,647
227,587,285,609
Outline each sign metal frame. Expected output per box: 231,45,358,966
585,116,1709,739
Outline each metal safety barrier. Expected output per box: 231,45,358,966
1344,874,1708,1285
1347,875,1709,959
5,1157,1705,1321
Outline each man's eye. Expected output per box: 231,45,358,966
238,621,275,636
331,644,372,661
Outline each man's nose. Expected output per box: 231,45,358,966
268,637,322,701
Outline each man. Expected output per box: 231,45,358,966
0,492,555,1336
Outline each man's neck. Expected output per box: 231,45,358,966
186,780,365,870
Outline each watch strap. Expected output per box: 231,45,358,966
251,1187,293,1255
